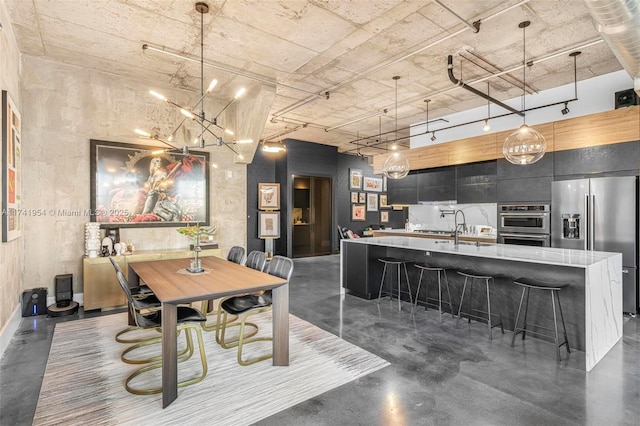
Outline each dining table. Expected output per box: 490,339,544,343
127,255,289,408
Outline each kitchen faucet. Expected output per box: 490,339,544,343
439,208,467,245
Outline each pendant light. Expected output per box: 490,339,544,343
483,83,491,132
503,21,546,165
383,76,410,180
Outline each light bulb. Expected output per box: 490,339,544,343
181,109,196,120
391,144,398,150
225,128,234,136
483,120,490,132
236,139,253,144
134,128,151,137
234,87,246,99
206,79,218,93
149,90,167,102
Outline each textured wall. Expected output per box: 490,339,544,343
19,55,271,296
0,2,24,333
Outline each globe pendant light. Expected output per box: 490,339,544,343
503,21,546,165
383,76,410,179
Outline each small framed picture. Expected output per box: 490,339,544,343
350,192,358,203
379,194,389,208
367,193,378,212
352,204,366,221
258,211,280,238
349,169,363,190
258,183,280,210
359,192,366,203
363,176,383,192
380,211,389,223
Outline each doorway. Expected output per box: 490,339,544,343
292,175,332,258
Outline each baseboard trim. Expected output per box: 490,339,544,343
0,304,21,359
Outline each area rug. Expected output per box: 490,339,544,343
33,312,389,425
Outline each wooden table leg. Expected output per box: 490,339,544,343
272,282,289,366
162,302,178,408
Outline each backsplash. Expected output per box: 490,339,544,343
407,203,497,233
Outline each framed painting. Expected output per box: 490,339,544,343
380,194,389,208
367,193,378,212
363,176,383,192
352,204,366,221
258,183,280,210
380,211,389,223
350,191,358,203
358,192,366,203
90,140,210,227
2,91,21,242
349,168,363,190
259,211,280,238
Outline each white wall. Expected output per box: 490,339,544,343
408,203,497,233
0,1,24,349
411,70,634,147
19,55,268,297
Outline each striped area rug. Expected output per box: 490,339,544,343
33,312,389,425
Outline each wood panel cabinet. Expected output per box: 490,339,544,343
82,248,222,310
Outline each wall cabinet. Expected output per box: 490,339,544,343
554,141,640,178
83,248,222,310
387,173,418,205
496,154,554,203
455,161,497,204
417,168,455,202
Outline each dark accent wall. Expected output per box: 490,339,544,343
246,147,277,254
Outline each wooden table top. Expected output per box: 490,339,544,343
128,256,287,304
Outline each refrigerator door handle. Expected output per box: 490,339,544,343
590,194,595,251
584,194,589,251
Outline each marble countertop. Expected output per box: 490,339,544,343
343,236,621,268
373,229,497,243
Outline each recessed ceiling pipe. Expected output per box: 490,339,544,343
448,55,525,117
583,0,640,95
433,0,481,33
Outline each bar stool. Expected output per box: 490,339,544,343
412,264,454,322
511,277,571,361
456,270,504,339
376,258,413,311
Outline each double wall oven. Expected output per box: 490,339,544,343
497,204,551,247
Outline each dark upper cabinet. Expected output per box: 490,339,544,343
417,167,456,202
387,173,418,204
497,153,554,179
554,141,640,178
497,153,553,203
456,161,497,204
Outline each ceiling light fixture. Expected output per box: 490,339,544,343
262,129,286,154
483,83,491,131
431,132,437,142
503,21,546,165
382,76,410,180
561,101,570,115
137,2,247,157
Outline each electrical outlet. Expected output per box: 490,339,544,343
226,170,233,179
425,251,431,256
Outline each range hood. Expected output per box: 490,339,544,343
584,0,640,95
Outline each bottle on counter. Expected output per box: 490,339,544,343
405,219,410,232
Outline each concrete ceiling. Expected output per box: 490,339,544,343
4,0,623,157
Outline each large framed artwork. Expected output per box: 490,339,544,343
258,183,280,210
259,211,280,238
2,91,21,242
363,176,383,192
90,140,210,227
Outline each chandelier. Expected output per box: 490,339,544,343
503,21,546,165
135,2,251,157
382,76,410,180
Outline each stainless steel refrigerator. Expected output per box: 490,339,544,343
552,176,638,314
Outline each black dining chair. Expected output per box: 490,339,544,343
115,270,209,395
216,255,294,366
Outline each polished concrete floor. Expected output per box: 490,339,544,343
2,254,640,425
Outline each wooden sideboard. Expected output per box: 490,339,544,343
82,248,222,310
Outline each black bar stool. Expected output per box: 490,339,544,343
511,277,571,361
412,264,454,322
456,270,504,339
377,258,412,311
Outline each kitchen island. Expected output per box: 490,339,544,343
340,236,622,371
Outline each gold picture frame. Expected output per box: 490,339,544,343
380,194,389,208
258,211,280,238
258,183,280,210
380,211,389,223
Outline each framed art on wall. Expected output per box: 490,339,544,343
2,91,22,242
90,140,210,227
259,211,280,238
258,183,280,210
367,193,378,212
379,194,389,208
380,211,389,223
349,169,363,190
350,192,358,203
358,192,366,203
363,176,383,192
352,204,366,221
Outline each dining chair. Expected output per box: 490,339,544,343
108,256,161,344
115,270,209,395
200,246,247,330
216,255,294,366
245,250,267,272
